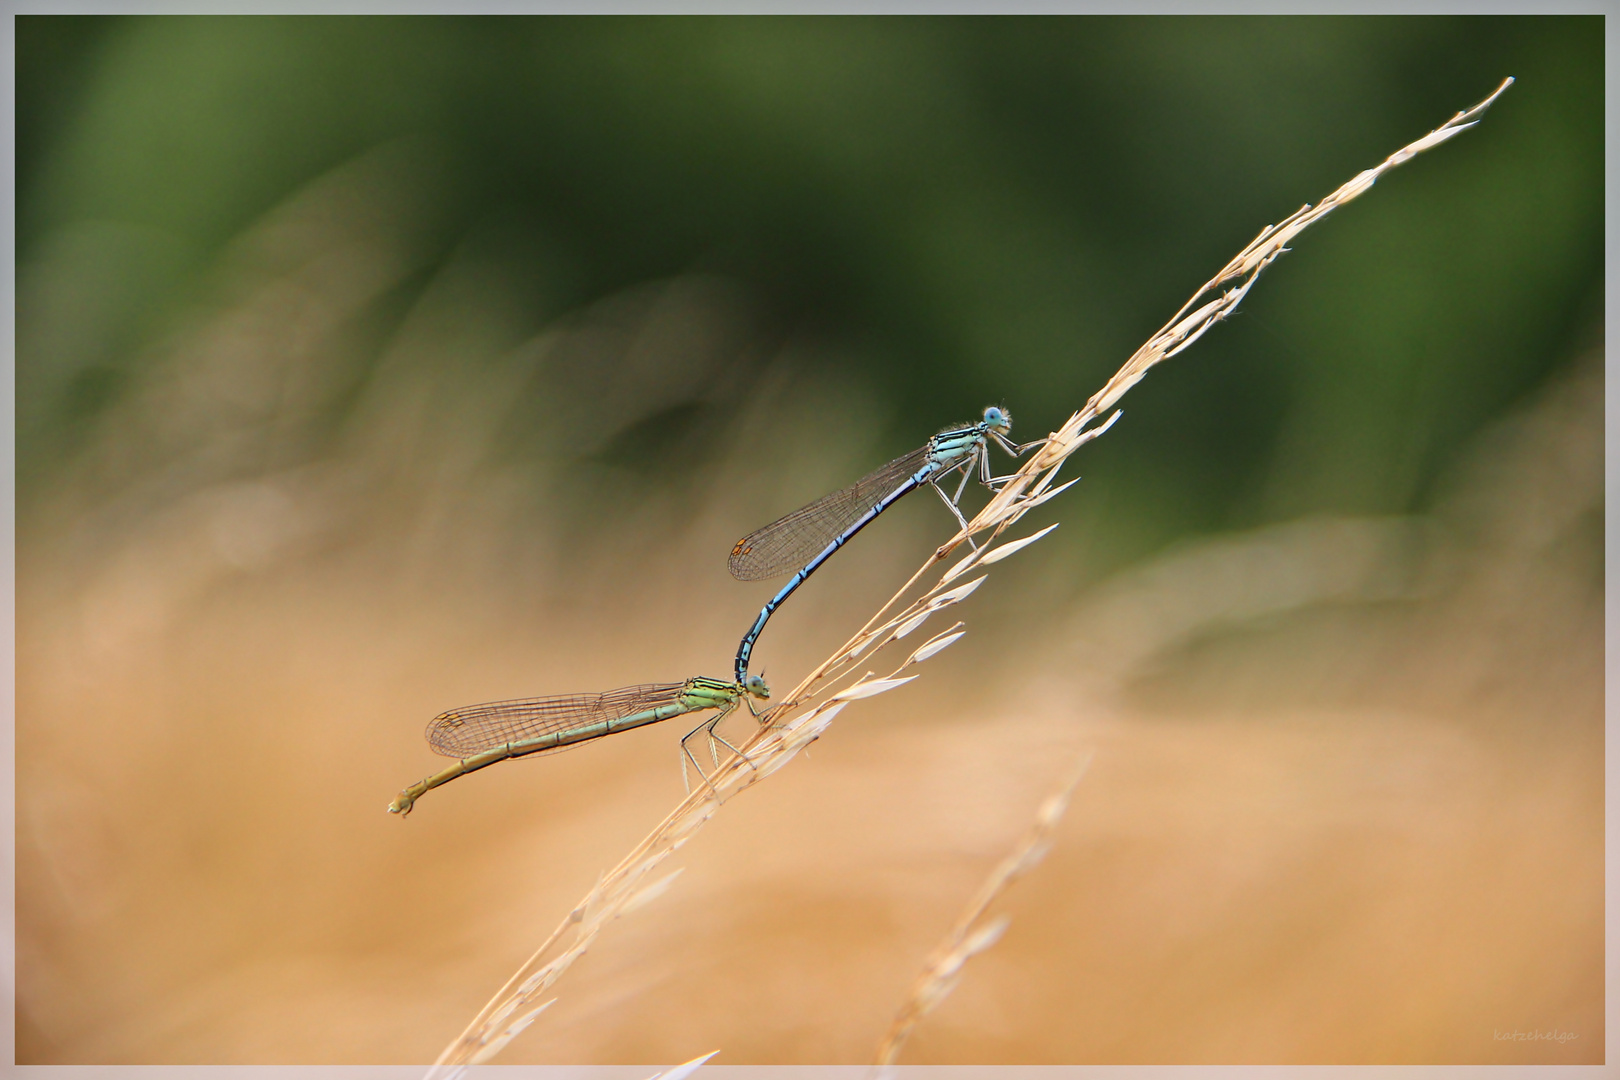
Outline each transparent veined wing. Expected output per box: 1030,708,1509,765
426,682,690,758
728,446,930,581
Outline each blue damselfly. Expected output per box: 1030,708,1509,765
730,406,1038,682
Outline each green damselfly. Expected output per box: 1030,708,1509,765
389,674,770,815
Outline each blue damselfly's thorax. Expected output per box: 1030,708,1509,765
927,406,1013,466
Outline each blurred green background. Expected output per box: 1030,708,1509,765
18,15,1601,570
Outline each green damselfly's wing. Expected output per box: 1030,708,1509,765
728,445,930,581
426,682,690,758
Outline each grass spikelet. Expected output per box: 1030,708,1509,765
938,550,982,585
890,608,936,640
903,625,966,667
976,523,1060,566
831,675,919,702
1016,476,1081,511
619,868,685,917
464,997,555,1067
425,79,1512,1072
644,1050,720,1080
926,575,988,609
873,754,1095,1066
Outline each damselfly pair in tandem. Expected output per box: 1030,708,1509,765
388,406,1041,816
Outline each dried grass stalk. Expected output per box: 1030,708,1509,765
424,77,1513,1074
873,753,1095,1067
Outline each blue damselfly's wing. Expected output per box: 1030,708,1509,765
426,682,689,758
728,446,931,581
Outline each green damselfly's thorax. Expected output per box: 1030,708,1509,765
682,674,770,708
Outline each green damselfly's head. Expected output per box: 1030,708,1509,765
981,405,1012,436
743,674,771,700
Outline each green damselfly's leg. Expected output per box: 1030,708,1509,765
677,688,770,794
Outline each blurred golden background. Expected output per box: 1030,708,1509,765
16,16,1602,1065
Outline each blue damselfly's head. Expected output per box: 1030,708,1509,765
744,674,771,699
982,405,1012,436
